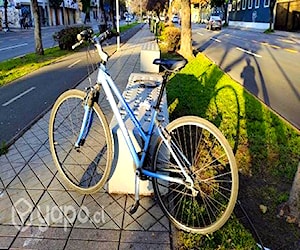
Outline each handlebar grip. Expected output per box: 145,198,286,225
72,41,83,50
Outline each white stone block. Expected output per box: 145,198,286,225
108,73,168,195
140,42,160,73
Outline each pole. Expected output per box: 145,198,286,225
116,0,120,50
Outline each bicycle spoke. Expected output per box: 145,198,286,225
153,116,238,233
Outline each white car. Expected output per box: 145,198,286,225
172,15,179,23
206,16,222,30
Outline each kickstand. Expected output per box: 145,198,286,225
129,170,140,214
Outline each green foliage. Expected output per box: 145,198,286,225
264,28,275,34
211,0,225,7
53,26,89,50
179,217,258,249
167,53,300,180
0,141,8,156
168,52,300,248
81,0,90,13
0,47,70,86
159,25,181,52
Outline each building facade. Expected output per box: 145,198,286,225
228,0,272,29
228,0,300,31
0,0,79,29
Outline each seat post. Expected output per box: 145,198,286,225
154,71,170,111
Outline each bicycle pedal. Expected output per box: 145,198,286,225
129,200,140,214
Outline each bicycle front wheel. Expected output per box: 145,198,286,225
49,89,113,194
152,116,238,234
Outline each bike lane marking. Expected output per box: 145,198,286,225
2,87,36,107
210,37,221,43
68,59,82,68
236,47,262,58
0,43,28,52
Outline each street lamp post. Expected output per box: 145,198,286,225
116,0,120,50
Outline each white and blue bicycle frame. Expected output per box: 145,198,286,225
75,38,195,206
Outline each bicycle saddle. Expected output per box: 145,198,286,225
153,58,187,71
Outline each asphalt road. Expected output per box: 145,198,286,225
0,26,60,62
192,24,300,130
0,24,143,145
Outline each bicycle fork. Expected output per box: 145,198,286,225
75,86,100,149
75,105,93,149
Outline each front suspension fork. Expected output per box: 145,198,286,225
75,87,99,149
75,105,94,148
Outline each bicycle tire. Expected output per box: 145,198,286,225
49,89,113,194
152,116,238,234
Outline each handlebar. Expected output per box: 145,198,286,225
71,40,83,50
72,29,118,50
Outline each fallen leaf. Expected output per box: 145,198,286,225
259,204,268,214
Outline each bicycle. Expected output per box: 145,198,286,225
49,29,239,234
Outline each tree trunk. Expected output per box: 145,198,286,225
178,0,194,60
109,0,116,30
31,0,44,55
269,0,276,30
280,163,300,227
4,0,8,29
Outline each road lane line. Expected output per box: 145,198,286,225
197,32,204,36
284,48,298,53
210,37,221,43
278,39,296,44
13,54,26,59
68,59,81,68
2,87,36,107
0,43,28,52
236,47,262,58
270,45,280,49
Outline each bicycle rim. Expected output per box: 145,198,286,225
152,116,238,234
49,89,113,194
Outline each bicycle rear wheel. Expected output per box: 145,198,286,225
49,89,113,194
152,116,238,234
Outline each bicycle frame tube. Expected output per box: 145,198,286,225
97,65,155,169
97,64,193,185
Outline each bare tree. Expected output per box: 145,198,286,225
31,0,44,55
179,0,194,59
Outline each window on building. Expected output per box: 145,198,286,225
264,0,270,7
242,0,247,9
232,0,236,10
255,0,260,8
237,0,241,10
248,0,253,9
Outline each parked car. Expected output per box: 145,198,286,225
206,15,222,30
172,14,179,23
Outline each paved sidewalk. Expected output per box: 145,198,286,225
0,25,174,249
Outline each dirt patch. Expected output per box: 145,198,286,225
237,174,300,250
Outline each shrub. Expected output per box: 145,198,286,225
53,26,89,50
159,26,181,52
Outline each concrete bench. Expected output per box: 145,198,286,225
108,73,168,195
140,42,160,73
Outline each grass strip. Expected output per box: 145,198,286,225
167,53,300,248
0,47,70,86
0,22,140,87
